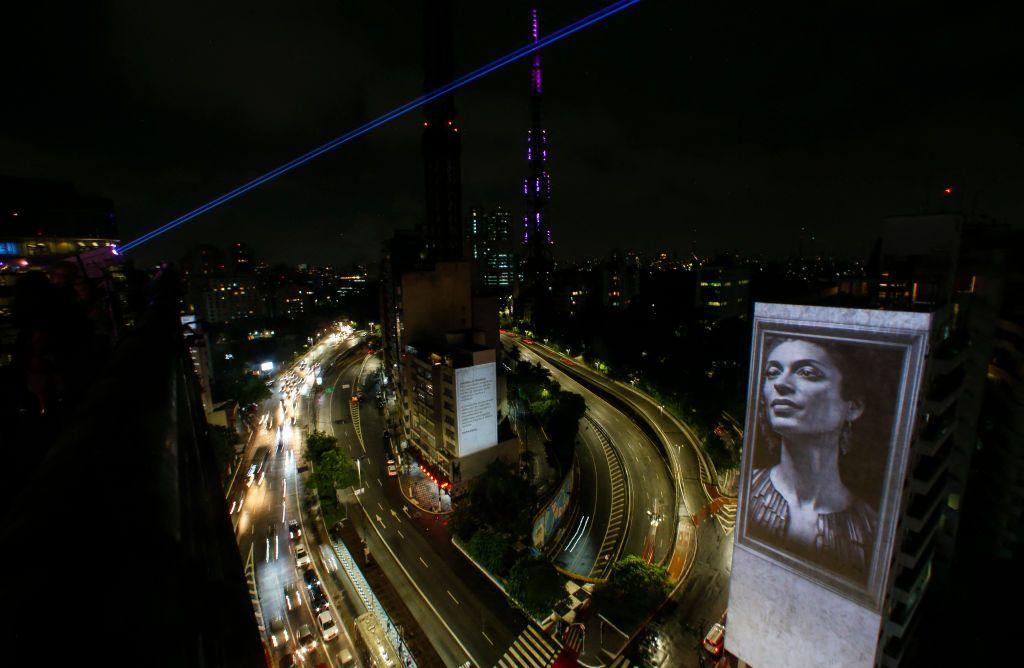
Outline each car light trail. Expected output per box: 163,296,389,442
568,515,590,553
117,0,642,252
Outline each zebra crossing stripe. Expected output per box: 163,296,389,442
499,627,559,668
518,634,548,666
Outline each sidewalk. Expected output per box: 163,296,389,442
398,463,452,514
364,360,454,516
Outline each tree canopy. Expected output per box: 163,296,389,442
507,556,563,618
595,555,672,627
467,459,536,540
468,528,515,578
306,430,338,461
312,449,359,493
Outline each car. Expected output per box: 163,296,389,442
284,582,302,610
350,395,359,404
244,464,257,487
702,622,725,656
318,611,339,642
386,463,398,477
307,582,329,613
269,616,290,649
303,568,329,612
296,624,317,652
288,520,302,542
295,543,311,569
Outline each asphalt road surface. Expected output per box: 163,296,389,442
323,352,539,668
507,336,676,570
227,331,363,666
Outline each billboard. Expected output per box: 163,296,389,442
455,362,498,456
727,303,931,667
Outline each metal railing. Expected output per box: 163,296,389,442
329,533,417,667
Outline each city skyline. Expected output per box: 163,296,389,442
4,2,1019,267
3,3,1022,666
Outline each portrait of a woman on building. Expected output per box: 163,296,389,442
746,334,900,585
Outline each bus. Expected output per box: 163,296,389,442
355,613,397,667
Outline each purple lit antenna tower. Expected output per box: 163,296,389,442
522,6,554,282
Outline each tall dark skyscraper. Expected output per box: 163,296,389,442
521,6,554,283
420,0,464,262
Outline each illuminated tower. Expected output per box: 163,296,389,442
421,0,464,262
521,7,553,284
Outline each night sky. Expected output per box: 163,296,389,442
3,1,1020,267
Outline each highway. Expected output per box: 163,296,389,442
550,417,613,578
321,352,552,668
230,328,694,666
506,335,676,571
508,335,736,668
227,329,364,666
508,392,618,580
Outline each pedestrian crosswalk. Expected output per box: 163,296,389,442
497,625,560,668
562,623,585,655
607,655,631,668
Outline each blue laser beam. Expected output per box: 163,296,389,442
118,0,642,252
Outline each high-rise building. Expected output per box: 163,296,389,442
861,214,1010,666
601,250,642,308
379,1,511,495
957,223,1024,561
520,7,554,288
468,206,515,291
197,276,264,323
0,175,118,263
726,213,1019,667
420,0,464,263
386,261,515,492
695,265,751,327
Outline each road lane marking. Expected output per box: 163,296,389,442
396,529,404,539
447,590,459,605
419,556,429,569
482,631,493,646
377,478,382,487
377,501,383,511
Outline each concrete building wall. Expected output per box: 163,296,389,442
400,261,474,345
